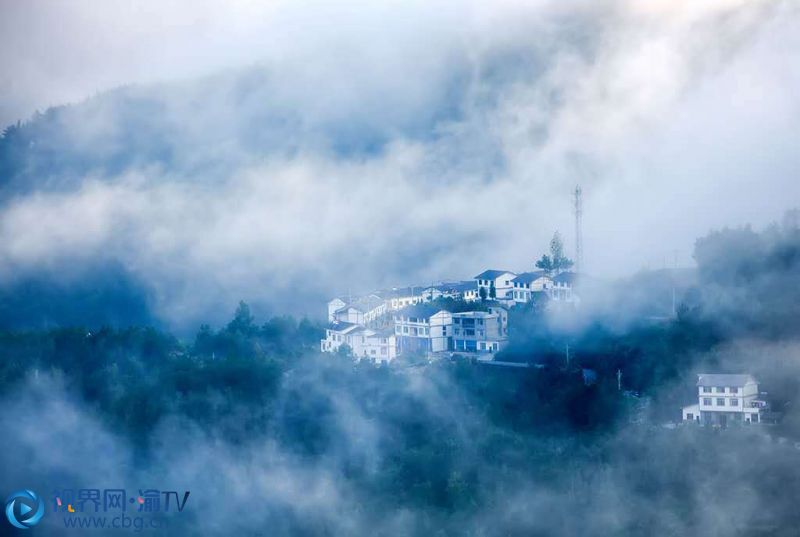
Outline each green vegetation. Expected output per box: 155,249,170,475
0,215,798,533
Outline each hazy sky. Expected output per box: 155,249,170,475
1,0,799,326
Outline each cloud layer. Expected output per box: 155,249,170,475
1,0,799,328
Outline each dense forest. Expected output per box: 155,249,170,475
1,214,799,535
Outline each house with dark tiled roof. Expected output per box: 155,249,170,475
393,304,453,354
510,271,553,303
473,269,517,302
682,374,768,426
549,271,579,303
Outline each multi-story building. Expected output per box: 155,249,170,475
474,270,517,301
331,295,387,326
321,322,397,363
393,304,452,354
420,281,480,303
327,298,347,322
682,374,767,425
451,306,508,354
549,271,578,303
349,328,398,364
510,271,552,303
376,287,426,311
320,321,363,353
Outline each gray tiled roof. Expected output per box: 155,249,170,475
553,271,578,284
474,269,515,280
697,374,756,387
327,321,360,333
394,304,445,319
512,271,550,284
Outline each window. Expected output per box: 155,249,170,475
702,386,711,393
730,398,739,406
403,326,409,334
703,398,712,406
715,387,723,393
687,413,693,420
717,398,725,406
730,387,738,393
381,348,387,354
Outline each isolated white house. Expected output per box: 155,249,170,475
510,271,553,303
474,270,517,301
682,374,766,426
393,304,453,354
452,306,508,354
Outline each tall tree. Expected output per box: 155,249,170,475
549,232,574,274
535,254,553,273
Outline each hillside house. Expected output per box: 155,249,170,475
348,327,398,363
327,298,347,322
682,374,767,426
474,270,517,301
377,287,425,310
393,304,453,354
421,281,480,303
510,271,552,303
331,295,387,325
549,271,579,303
452,306,508,354
320,321,363,353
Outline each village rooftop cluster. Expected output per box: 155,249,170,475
320,268,579,364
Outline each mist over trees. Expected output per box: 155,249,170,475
1,215,799,535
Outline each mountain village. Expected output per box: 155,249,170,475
320,268,579,364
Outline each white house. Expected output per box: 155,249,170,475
510,271,552,303
456,281,479,302
320,321,363,353
377,287,426,311
421,281,479,303
682,374,767,426
321,322,398,364
474,270,517,301
451,306,508,354
393,304,453,354
327,298,347,322
331,295,387,326
348,327,398,364
549,271,579,303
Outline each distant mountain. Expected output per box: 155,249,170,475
0,64,467,200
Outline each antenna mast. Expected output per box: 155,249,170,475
574,185,584,274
